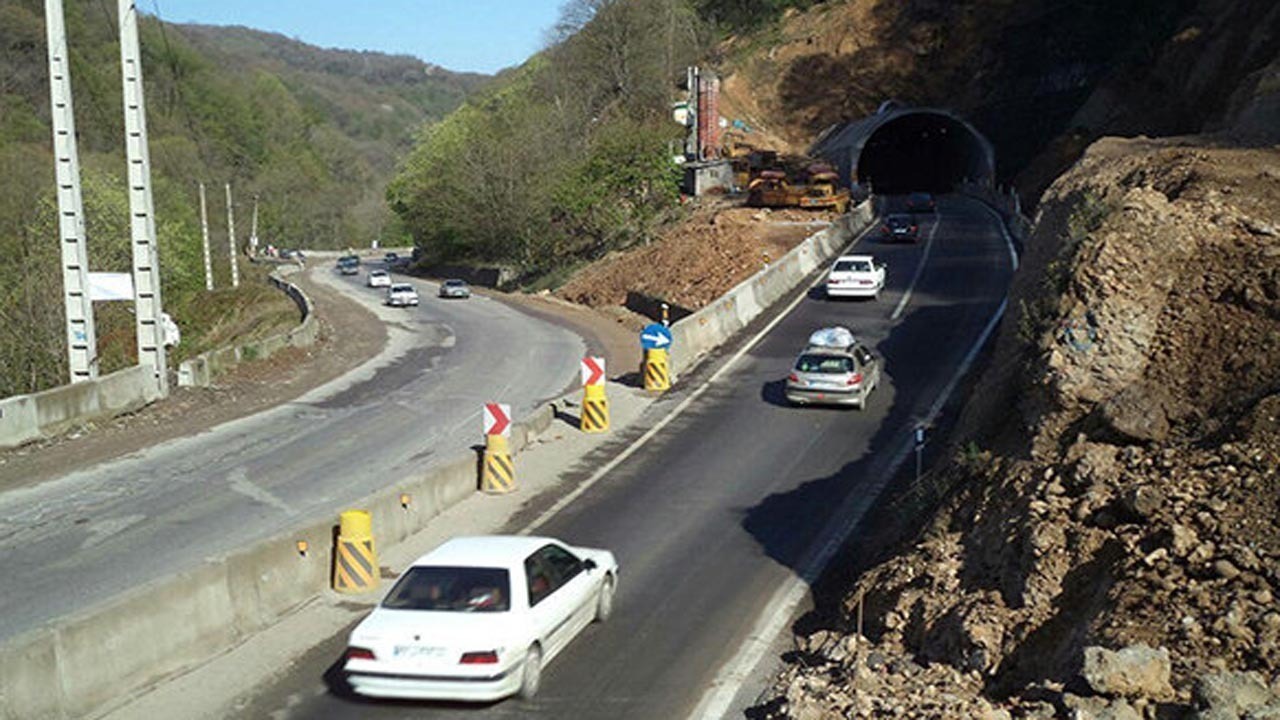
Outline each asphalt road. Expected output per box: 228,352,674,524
0,269,584,642
240,196,1016,719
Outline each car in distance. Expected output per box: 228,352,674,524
785,328,882,409
386,283,420,307
367,269,391,288
905,192,936,213
337,254,360,275
384,252,399,265
880,213,919,242
825,254,886,299
439,278,472,299
343,535,618,702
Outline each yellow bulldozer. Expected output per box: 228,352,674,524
746,164,850,213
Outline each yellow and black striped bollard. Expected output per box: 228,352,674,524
581,383,609,433
334,509,378,593
644,348,671,393
481,433,515,493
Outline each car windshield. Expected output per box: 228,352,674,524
795,354,854,374
371,271,386,277
910,193,931,203
445,280,465,287
391,284,413,293
382,566,511,612
833,260,872,273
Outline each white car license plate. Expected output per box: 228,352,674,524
393,644,446,659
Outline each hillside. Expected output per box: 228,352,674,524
0,1,483,397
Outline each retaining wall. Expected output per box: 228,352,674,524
0,365,163,451
669,200,876,375
176,268,318,387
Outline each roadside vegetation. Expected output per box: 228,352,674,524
389,0,818,281
0,0,479,396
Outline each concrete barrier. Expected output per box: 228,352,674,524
0,402,556,720
177,267,318,388
0,365,163,451
669,201,876,375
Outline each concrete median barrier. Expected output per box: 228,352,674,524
0,402,555,720
0,365,163,451
669,201,876,375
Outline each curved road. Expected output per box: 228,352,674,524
0,269,584,642
240,196,1017,719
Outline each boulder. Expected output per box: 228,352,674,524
1094,384,1170,443
1193,671,1275,716
1081,644,1174,699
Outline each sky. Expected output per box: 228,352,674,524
149,0,567,74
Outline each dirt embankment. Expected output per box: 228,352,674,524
755,139,1280,718
556,202,840,313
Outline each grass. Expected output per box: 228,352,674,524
169,263,299,363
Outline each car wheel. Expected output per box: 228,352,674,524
594,575,616,622
518,645,543,700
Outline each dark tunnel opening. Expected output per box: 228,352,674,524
856,113,992,194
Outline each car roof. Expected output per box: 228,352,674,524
411,535,561,569
444,278,467,284
834,254,874,263
391,283,414,290
370,269,387,274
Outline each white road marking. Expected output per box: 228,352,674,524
889,217,942,321
689,200,1020,720
228,469,295,516
519,220,879,535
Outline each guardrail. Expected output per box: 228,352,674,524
176,266,317,387
0,212,877,718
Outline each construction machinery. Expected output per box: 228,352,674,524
747,163,851,213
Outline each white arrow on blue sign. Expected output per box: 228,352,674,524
640,323,673,350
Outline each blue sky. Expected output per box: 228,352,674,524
149,0,567,74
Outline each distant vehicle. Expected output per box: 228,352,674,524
785,328,881,409
906,192,936,213
825,254,886,299
747,169,851,213
384,252,399,265
439,278,472,299
343,535,618,702
367,270,391,288
386,283,419,307
338,254,360,275
881,214,919,242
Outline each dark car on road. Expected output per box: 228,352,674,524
906,192,936,213
881,214,919,242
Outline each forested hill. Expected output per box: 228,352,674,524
0,0,485,396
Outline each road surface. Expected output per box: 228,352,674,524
0,269,584,642
238,196,1017,719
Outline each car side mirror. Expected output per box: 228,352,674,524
583,559,597,571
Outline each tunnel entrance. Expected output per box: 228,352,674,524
813,106,995,195
857,112,991,193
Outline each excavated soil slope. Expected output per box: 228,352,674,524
755,138,1280,718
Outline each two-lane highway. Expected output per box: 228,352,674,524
0,267,584,642
241,196,1016,719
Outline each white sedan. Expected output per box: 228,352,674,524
344,535,618,702
367,269,391,288
825,254,886,299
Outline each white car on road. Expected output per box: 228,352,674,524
367,269,391,288
385,283,419,307
344,535,618,702
825,254,886,299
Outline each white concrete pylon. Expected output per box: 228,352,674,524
199,182,213,291
119,0,168,395
226,182,239,288
45,0,98,383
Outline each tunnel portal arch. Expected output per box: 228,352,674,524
812,105,995,194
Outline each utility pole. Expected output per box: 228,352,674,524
119,0,168,394
45,0,98,383
198,182,213,291
225,182,239,288
249,194,259,257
